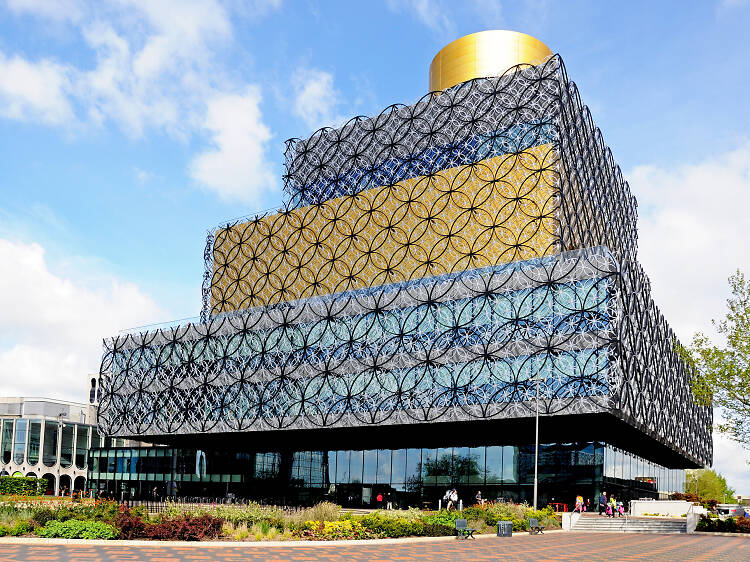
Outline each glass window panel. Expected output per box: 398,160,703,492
406,448,421,486
622,451,631,481
75,426,89,469
60,423,75,468
454,446,470,484
13,419,28,464
485,446,502,484
469,447,484,484
43,422,58,467
363,450,377,483
27,421,41,465
613,449,622,479
336,451,350,484
350,451,363,484
435,448,451,485
311,451,325,487
327,451,336,485
1,420,13,464
502,446,518,483
107,450,116,474
376,450,391,484
422,449,437,484
391,449,406,484
605,446,614,478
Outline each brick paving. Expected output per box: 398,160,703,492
0,533,748,561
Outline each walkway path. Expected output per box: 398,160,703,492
1,531,748,561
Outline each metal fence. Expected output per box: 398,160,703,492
120,497,309,515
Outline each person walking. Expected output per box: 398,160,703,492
585,498,590,512
598,491,607,516
442,488,451,509
447,488,458,510
475,490,484,506
574,495,584,513
608,496,617,518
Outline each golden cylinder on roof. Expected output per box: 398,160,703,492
429,30,553,92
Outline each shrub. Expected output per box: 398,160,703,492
146,514,224,541
298,502,341,524
0,476,46,496
295,519,377,540
37,520,119,540
32,508,57,527
421,522,455,537
115,506,147,540
167,502,286,531
10,520,32,536
696,515,750,534
420,510,462,527
735,516,750,533
358,513,422,537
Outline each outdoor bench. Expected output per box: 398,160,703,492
455,518,477,539
528,517,545,535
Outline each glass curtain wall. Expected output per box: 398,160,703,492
1,420,13,464
75,426,89,469
43,421,59,467
87,442,688,505
27,421,41,465
60,423,75,468
12,420,27,464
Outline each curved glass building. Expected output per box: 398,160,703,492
0,397,120,495
90,31,711,507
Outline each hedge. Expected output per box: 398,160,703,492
0,476,46,496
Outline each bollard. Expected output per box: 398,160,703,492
438,499,442,510
459,499,463,511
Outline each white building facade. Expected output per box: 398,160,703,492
0,397,124,495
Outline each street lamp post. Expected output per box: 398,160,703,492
533,373,540,511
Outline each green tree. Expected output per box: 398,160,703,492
680,270,750,447
685,468,736,503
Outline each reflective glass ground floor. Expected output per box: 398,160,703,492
87,441,685,509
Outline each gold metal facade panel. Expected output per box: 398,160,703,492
429,30,552,92
210,144,560,314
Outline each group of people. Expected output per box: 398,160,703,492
573,492,624,517
598,491,624,517
573,495,590,512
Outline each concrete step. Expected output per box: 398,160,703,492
572,516,686,534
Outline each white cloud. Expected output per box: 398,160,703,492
627,143,750,494
4,0,84,21
189,87,277,204
629,143,750,341
0,52,73,124
292,68,345,133
0,238,162,402
0,0,282,203
76,0,233,138
386,0,455,39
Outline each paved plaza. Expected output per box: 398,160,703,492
1,532,748,561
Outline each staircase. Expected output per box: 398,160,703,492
572,514,687,534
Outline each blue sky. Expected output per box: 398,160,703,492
1,0,749,493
